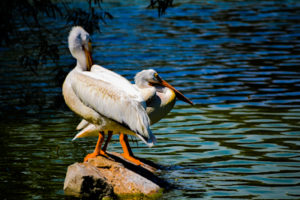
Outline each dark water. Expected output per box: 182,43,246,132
1,1,300,199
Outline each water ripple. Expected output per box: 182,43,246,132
1,0,300,199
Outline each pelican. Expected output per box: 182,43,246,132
134,69,194,124
63,26,155,165
74,69,194,158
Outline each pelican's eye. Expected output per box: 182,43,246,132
154,73,162,82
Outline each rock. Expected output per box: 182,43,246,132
63,162,114,199
64,153,169,199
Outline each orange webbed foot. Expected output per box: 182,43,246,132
84,150,108,162
119,132,143,166
121,153,143,166
84,152,98,162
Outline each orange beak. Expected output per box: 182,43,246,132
158,77,194,105
84,43,93,71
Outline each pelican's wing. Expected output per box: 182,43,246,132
91,65,127,81
71,70,155,146
90,65,137,95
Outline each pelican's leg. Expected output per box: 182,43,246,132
84,131,107,162
119,133,142,166
102,131,113,152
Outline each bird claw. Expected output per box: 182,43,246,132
121,153,143,166
84,150,108,162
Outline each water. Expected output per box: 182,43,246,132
1,0,300,199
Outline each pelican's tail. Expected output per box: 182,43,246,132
72,123,99,141
76,119,89,130
132,103,156,147
136,129,156,147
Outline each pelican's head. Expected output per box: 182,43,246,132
135,69,194,105
135,69,159,88
68,26,93,71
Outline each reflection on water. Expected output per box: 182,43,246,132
1,0,300,199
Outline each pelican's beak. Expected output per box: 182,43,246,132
156,75,194,105
84,41,93,71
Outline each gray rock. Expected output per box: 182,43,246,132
64,154,168,199
63,162,114,199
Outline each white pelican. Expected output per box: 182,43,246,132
74,69,194,160
134,69,194,124
63,26,155,165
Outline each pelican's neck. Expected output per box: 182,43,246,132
68,26,91,71
75,60,88,71
156,86,176,106
135,80,149,89
136,84,156,102
70,44,89,71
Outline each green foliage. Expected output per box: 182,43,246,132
0,0,172,74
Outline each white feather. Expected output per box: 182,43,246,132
70,68,155,144
64,26,156,147
76,119,89,130
73,123,99,140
